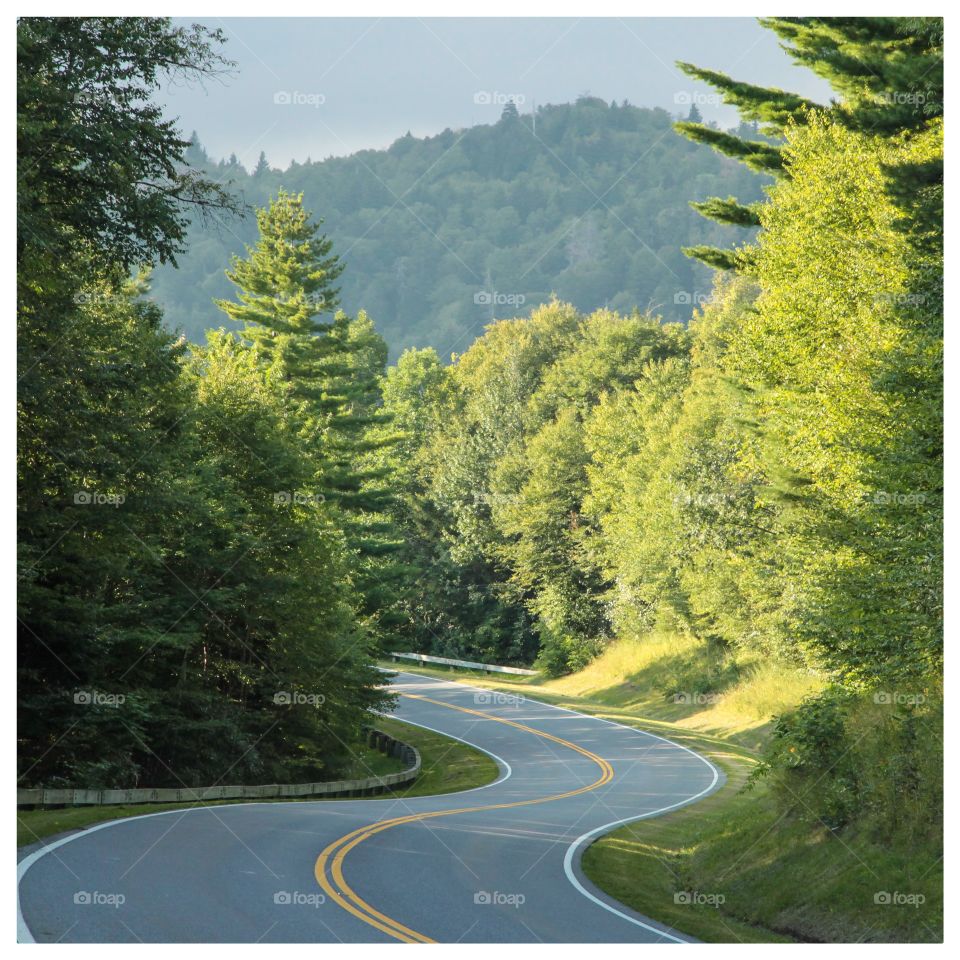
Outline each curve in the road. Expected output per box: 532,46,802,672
315,692,615,942
18,672,723,943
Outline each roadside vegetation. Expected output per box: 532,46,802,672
17,718,498,848
386,656,942,943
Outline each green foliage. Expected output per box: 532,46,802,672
764,687,942,841
215,190,404,641
737,116,942,684
672,122,784,174
18,18,389,790
17,17,240,271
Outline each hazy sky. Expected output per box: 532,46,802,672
162,18,835,169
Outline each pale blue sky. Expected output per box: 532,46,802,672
162,17,834,169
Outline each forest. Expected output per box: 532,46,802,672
18,15,941,923
150,98,770,356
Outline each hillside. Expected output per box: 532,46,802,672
152,98,769,356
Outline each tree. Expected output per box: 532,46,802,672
17,17,239,274
252,150,270,178
216,192,402,640
673,17,943,267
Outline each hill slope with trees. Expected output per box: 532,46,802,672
151,99,769,356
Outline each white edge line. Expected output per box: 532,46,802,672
392,669,725,943
371,709,513,792
561,766,720,945
16,694,512,943
17,799,277,943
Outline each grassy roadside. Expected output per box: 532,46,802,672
383,656,943,943
17,717,498,849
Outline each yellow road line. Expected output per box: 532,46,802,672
314,692,614,943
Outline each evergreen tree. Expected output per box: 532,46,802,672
216,192,403,640
673,17,943,268
500,99,520,122
252,150,270,178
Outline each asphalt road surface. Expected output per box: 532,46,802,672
18,671,723,943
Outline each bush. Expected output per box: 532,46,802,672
761,684,942,841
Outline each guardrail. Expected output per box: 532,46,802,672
389,651,538,676
17,728,420,808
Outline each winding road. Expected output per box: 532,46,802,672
18,671,723,943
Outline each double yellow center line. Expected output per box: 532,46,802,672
313,693,614,943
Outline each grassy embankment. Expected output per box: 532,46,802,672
17,716,498,849
384,633,942,943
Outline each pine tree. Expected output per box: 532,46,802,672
215,190,345,412
216,192,403,639
673,17,943,269
252,150,270,178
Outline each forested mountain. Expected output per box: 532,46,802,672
152,99,769,356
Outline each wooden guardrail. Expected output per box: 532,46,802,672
389,651,538,676
17,728,420,808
